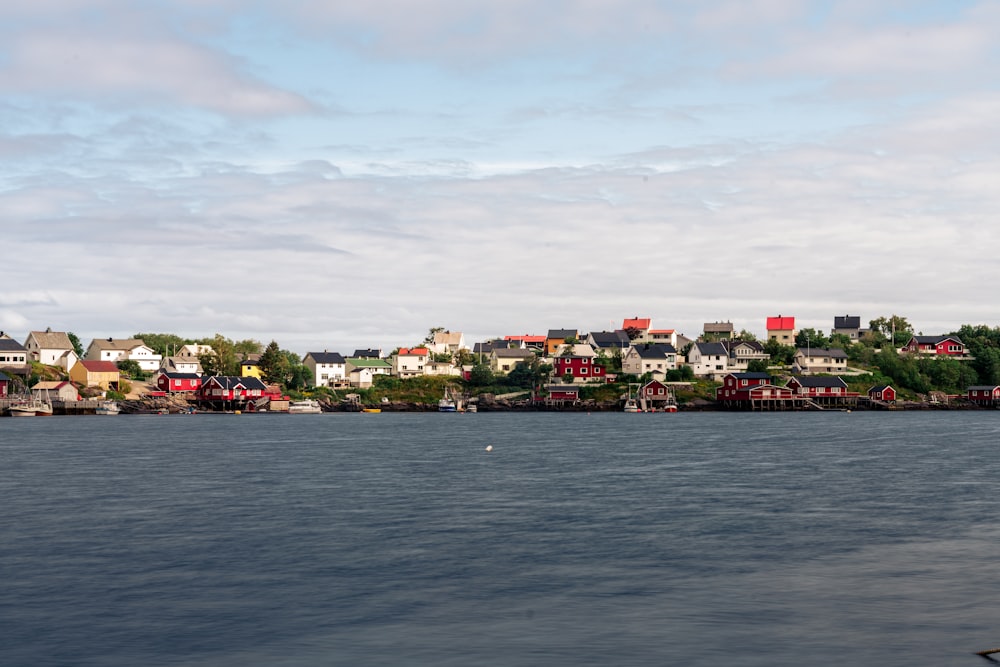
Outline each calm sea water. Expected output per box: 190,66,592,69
3,412,1000,666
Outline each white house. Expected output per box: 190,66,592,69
687,342,730,379
23,329,78,371
793,348,848,375
159,356,204,375
428,331,466,357
391,347,430,378
303,351,347,387
622,343,678,377
85,338,163,372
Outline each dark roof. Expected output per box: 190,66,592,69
731,372,772,379
834,315,862,329
797,347,848,358
0,371,9,381
633,343,677,358
968,386,1000,391
352,349,381,358
588,331,630,347
911,335,963,345
307,352,346,364
730,339,764,352
203,376,268,390
703,321,734,332
696,342,729,356
789,376,847,388
868,384,893,392
546,329,577,339
0,339,27,352
159,372,201,380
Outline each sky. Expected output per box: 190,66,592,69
2,0,999,355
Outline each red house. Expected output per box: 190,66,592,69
639,379,678,411
901,335,967,356
539,384,581,403
0,371,8,397
197,376,268,404
967,386,1000,405
717,372,795,408
785,376,857,399
553,354,606,383
157,371,203,393
868,385,896,402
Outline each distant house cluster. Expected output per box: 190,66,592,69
0,312,981,406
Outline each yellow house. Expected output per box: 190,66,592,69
70,360,121,390
240,356,262,379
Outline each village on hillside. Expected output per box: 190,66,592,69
1,314,999,415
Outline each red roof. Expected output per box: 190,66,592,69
397,347,429,355
79,360,119,373
766,316,795,330
649,329,675,334
504,335,546,343
622,318,651,330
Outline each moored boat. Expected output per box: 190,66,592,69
96,400,121,416
9,401,37,417
288,399,322,414
438,388,457,412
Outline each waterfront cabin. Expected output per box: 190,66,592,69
716,372,796,410
32,381,79,402
69,360,121,391
197,376,268,408
539,384,581,405
967,386,1000,407
785,376,858,406
157,371,203,393
0,371,9,397
868,385,897,403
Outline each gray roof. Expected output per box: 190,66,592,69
797,347,848,358
731,372,771,380
203,376,268,390
695,342,729,356
632,343,677,359
588,331,630,347
492,348,535,358
547,329,578,339
789,376,847,388
704,321,734,333
968,386,1000,391
0,371,10,381
833,315,861,329
26,330,74,349
307,351,346,364
910,335,963,345
0,339,27,352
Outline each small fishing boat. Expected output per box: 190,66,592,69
362,407,381,413
438,388,457,412
96,400,121,416
9,401,37,417
623,398,640,413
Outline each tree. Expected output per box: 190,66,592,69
747,359,770,373
795,328,830,350
423,327,445,345
116,359,144,380
468,363,494,387
199,334,240,376
234,339,262,357
134,332,189,358
257,340,288,385
67,332,84,357
736,329,758,342
869,315,913,347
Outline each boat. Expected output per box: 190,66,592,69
96,400,121,416
438,388,457,412
8,401,37,417
9,390,54,417
288,399,322,414
362,408,381,413
623,398,640,413
466,402,477,413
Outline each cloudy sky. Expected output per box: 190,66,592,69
2,1,998,354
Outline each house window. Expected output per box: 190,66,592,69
581,367,588,374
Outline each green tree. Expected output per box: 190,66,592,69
763,338,795,365
257,340,288,385
199,334,240,376
116,359,144,380
67,332,84,357
134,332,189,358
468,363,495,387
234,339,262,357
423,327,445,345
795,328,830,350
869,315,913,347
746,359,770,373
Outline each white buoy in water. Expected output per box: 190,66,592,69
485,445,493,452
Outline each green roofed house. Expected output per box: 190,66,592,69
346,357,391,388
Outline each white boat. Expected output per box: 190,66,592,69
9,401,37,417
9,390,53,417
288,399,322,414
96,400,121,416
466,402,477,413
623,398,640,413
438,389,457,412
